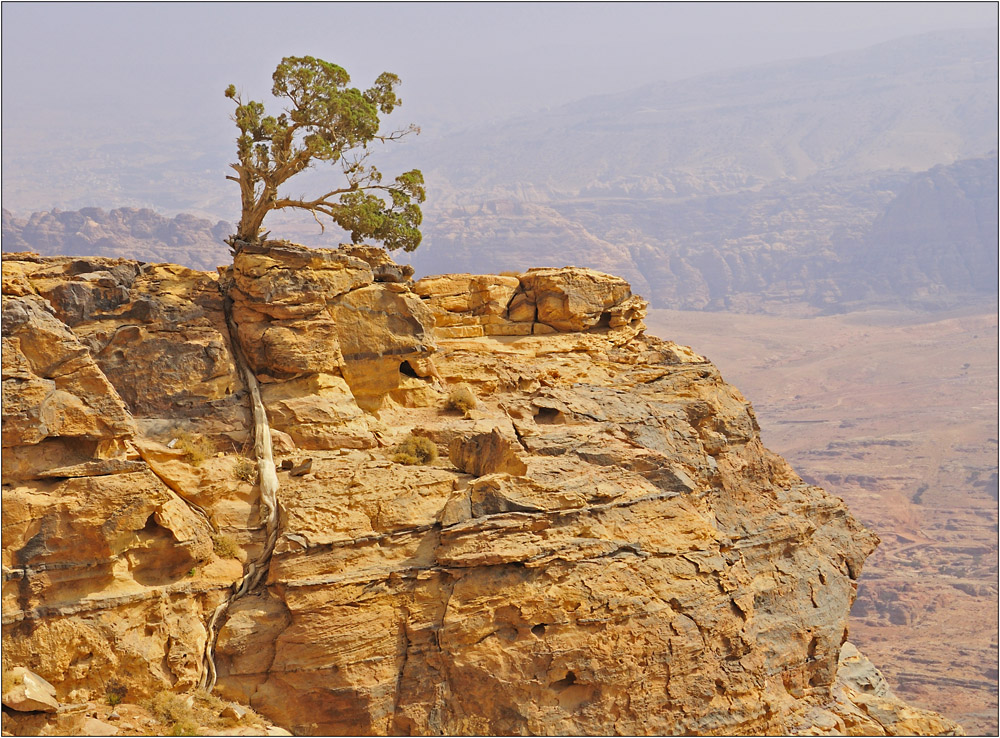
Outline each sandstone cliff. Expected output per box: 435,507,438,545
1,245,962,736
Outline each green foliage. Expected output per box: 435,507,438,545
391,434,438,466
104,679,127,707
446,384,478,414
225,55,424,251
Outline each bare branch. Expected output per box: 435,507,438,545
374,124,420,143
309,208,326,233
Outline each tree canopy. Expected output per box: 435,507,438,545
225,56,425,252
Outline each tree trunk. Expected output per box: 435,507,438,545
234,174,274,244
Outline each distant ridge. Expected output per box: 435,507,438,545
1,207,232,272
404,29,998,311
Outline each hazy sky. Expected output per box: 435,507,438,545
2,1,997,136
1,1,996,218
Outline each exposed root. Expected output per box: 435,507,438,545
198,289,282,692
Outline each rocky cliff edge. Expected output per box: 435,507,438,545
1,243,962,735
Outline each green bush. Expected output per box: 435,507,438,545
391,434,438,465
105,679,127,707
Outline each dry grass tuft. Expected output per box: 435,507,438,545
391,434,438,465
446,384,478,414
145,689,264,736
173,430,214,466
231,456,257,483
147,692,200,736
212,534,241,560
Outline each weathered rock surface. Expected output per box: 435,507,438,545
786,643,966,736
1,246,962,736
2,667,59,713
1,292,137,479
0,688,284,736
449,428,528,477
413,267,647,340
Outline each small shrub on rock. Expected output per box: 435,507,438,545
212,534,241,560
104,678,127,707
231,456,257,483
446,384,478,414
148,692,199,736
146,689,258,736
391,434,438,465
173,430,214,466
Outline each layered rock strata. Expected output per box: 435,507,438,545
1,245,962,736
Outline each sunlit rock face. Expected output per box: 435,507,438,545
1,247,962,736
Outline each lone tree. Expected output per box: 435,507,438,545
224,56,425,252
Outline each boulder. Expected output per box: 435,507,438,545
449,429,528,477
231,242,436,413
231,241,373,316
416,268,646,338
221,703,249,721
516,266,644,332
329,283,436,410
1,296,136,447
2,295,138,480
60,716,120,735
2,667,59,713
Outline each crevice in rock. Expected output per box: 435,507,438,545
196,285,283,693
128,450,217,532
391,604,412,727
550,671,577,690
533,406,566,425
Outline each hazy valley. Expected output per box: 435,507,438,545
647,307,998,734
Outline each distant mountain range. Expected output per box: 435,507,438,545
404,29,998,311
3,30,996,313
2,208,232,272
415,30,996,197
845,155,999,302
